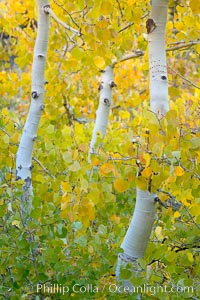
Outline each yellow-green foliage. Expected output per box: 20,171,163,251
0,0,199,299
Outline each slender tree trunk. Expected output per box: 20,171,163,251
89,66,115,160
148,0,169,115
117,0,169,284
16,0,50,213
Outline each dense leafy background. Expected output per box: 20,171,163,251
0,0,200,299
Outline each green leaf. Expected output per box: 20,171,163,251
72,221,82,230
75,236,87,247
98,224,107,235
68,161,81,172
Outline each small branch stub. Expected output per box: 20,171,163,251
104,98,110,106
43,4,50,14
23,177,32,191
40,104,45,111
32,91,39,99
98,83,103,92
109,81,117,88
154,196,168,208
146,18,157,34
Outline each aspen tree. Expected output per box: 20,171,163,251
89,66,115,159
16,0,50,213
116,0,169,286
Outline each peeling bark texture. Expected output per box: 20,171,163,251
16,0,50,210
89,66,114,160
116,0,169,288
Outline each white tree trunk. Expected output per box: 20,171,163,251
117,0,169,283
16,1,50,205
120,189,156,258
148,0,169,115
89,66,115,160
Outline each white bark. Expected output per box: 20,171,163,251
148,0,169,115
16,1,50,196
121,189,156,258
89,66,115,159
117,0,169,283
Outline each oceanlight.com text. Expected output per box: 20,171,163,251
37,283,194,296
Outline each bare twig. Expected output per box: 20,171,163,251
111,50,144,67
44,6,81,36
108,156,136,161
168,65,200,89
112,39,199,67
53,0,81,29
118,10,149,33
118,22,134,33
183,206,200,230
0,127,11,137
157,189,182,210
63,95,88,124
32,157,55,179
166,40,200,51
116,0,124,17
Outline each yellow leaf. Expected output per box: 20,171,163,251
78,143,87,153
190,205,200,217
119,111,130,119
136,176,147,191
3,135,9,144
127,172,135,182
91,157,100,167
68,161,81,172
190,0,200,13
100,163,115,175
141,167,152,178
174,211,180,218
100,1,113,14
81,178,88,191
127,0,135,5
187,252,194,263
61,194,71,211
168,207,173,216
143,153,151,167
35,174,45,183
175,166,185,177
61,181,71,192
110,214,120,224
2,108,8,116
114,179,130,193
94,56,105,69
155,226,162,237
12,220,20,228
88,245,94,254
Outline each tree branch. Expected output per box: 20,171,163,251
111,50,144,67
45,6,82,36
116,0,124,18
118,22,134,33
168,65,200,89
166,40,200,51
53,0,81,29
111,39,200,67
32,157,55,179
